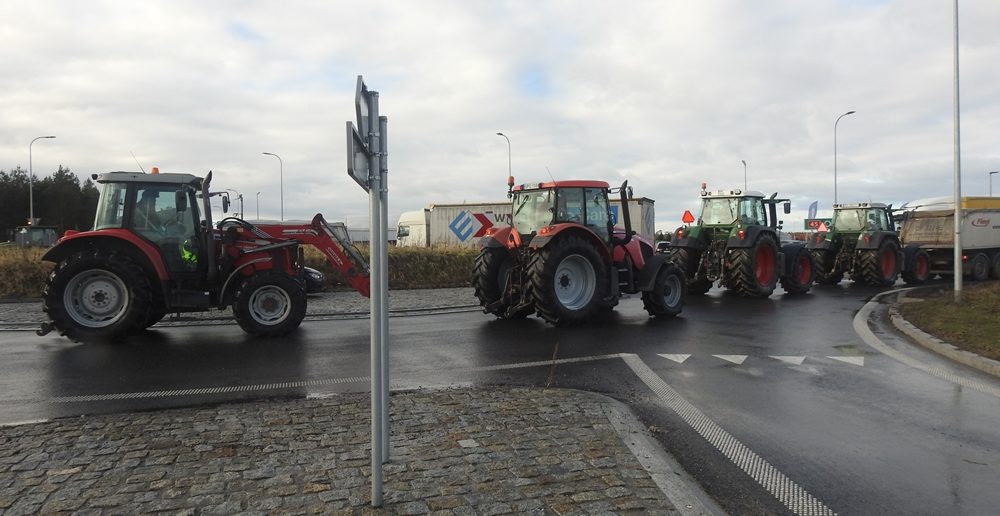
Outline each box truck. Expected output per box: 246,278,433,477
396,197,655,247
898,196,1000,280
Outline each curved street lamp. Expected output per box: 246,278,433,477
262,152,283,220
29,135,56,225
496,132,511,181
990,171,998,197
256,191,261,220
834,110,856,205
741,160,748,191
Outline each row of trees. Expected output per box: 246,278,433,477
0,166,99,241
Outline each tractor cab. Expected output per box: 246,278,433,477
511,180,615,244
829,203,893,234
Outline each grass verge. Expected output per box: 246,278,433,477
898,282,1000,361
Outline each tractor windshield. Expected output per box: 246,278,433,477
512,189,554,235
94,182,128,230
701,197,766,225
833,209,866,231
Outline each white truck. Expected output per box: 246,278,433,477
898,196,1000,281
396,197,656,247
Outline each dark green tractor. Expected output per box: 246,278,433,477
806,203,930,286
669,185,815,298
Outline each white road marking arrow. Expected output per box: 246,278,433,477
827,356,865,366
770,356,806,366
713,355,748,365
658,354,691,364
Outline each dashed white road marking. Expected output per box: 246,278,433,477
713,355,748,365
827,356,864,367
658,353,692,364
771,356,807,365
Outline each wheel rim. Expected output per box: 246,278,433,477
662,273,683,308
63,270,129,328
798,255,812,284
754,245,775,286
554,254,596,310
248,285,291,326
880,247,896,279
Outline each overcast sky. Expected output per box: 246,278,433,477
2,0,999,232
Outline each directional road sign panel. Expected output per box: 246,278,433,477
347,121,370,192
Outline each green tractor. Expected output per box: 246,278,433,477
669,184,815,297
806,203,930,286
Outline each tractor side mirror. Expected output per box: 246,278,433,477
627,186,634,199
222,195,230,213
175,190,187,212
783,202,791,214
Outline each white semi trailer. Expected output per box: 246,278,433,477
898,196,1000,280
396,197,656,247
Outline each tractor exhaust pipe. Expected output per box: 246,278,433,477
614,180,633,246
201,171,218,284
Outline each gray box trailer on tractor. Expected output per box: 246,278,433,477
898,196,1000,282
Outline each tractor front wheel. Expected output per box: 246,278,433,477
42,250,153,342
642,263,686,318
528,235,608,325
856,240,900,286
729,234,779,298
472,247,531,319
233,272,307,337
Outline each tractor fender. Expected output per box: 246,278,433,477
42,231,169,281
805,232,833,251
219,256,274,306
636,254,675,292
854,231,897,251
779,242,807,277
613,235,652,271
725,226,773,249
528,225,612,263
478,226,516,249
670,234,707,251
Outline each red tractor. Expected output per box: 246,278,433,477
472,179,685,325
38,169,370,341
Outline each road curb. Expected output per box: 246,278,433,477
888,290,1000,379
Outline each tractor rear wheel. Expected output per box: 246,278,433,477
642,263,686,318
780,248,815,295
856,240,900,286
472,247,531,319
811,250,843,285
902,249,931,285
528,235,608,325
728,234,779,298
669,247,712,294
233,272,307,337
42,249,153,342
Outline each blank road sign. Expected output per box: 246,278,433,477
347,121,370,192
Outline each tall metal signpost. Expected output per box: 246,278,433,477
346,75,390,506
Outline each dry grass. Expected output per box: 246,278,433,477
0,245,478,299
898,282,1000,361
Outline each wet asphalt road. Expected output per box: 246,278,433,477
1,282,999,515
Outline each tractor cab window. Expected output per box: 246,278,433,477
512,189,554,235
833,209,865,231
132,184,199,271
867,209,890,231
700,198,739,225
94,182,127,230
555,188,584,223
739,198,766,225
585,188,610,241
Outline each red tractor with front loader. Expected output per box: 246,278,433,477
38,169,370,342
472,178,686,325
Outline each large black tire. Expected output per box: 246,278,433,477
811,250,843,285
528,235,608,325
855,240,900,286
472,247,531,319
780,248,815,295
42,250,153,342
728,234,779,298
902,249,931,285
991,253,1000,280
232,272,307,337
642,263,686,318
969,253,990,282
669,247,712,295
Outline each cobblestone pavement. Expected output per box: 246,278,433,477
0,387,680,515
0,288,479,326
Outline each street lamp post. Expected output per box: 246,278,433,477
834,111,855,205
989,171,998,197
496,132,511,180
262,152,283,220
256,192,261,220
741,160,747,191
29,135,56,225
